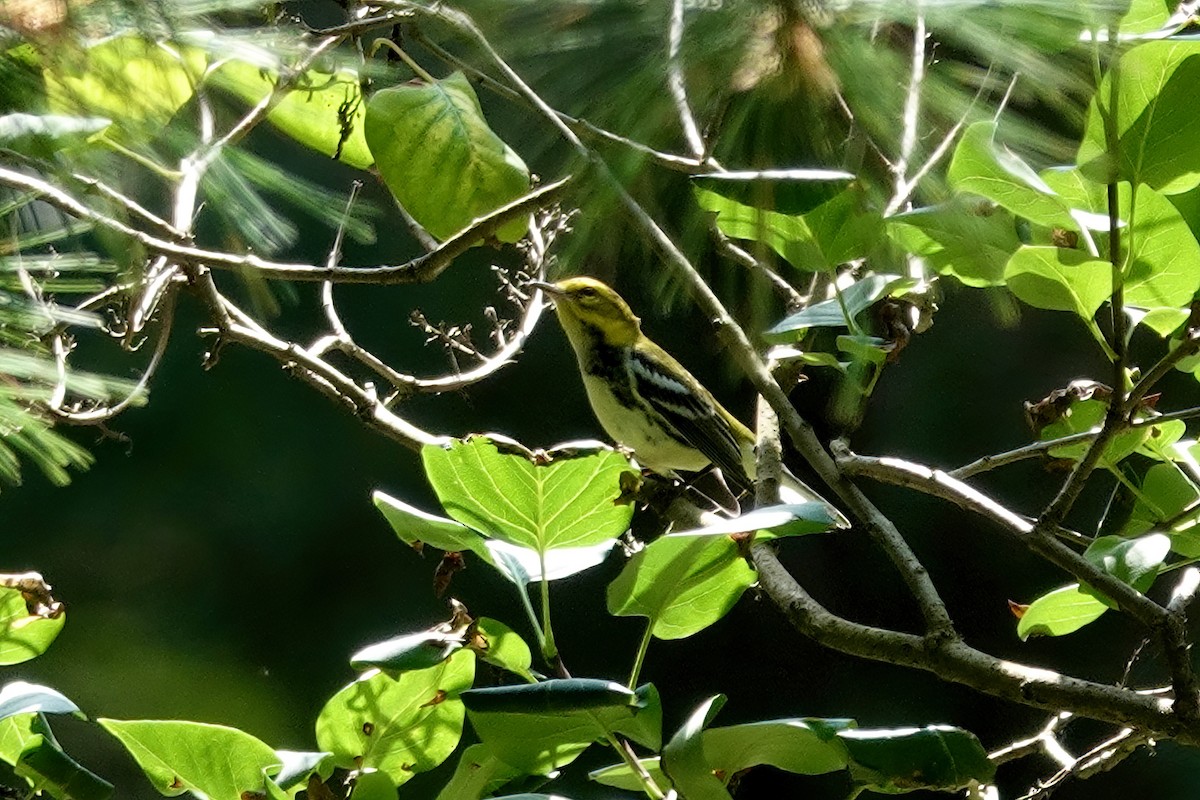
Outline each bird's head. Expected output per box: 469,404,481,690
532,277,642,348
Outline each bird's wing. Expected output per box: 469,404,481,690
627,345,753,493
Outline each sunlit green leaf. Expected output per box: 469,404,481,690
888,200,1020,287
372,489,492,562
694,186,880,271
0,588,64,666
1004,246,1112,319
434,743,522,800
471,617,535,682
949,122,1079,229
1017,584,1108,640
1018,534,1169,639
365,71,530,242
210,60,372,169
661,695,730,800
317,650,474,786
44,36,204,137
99,719,279,800
1079,42,1200,193
607,533,755,640
422,438,633,575
702,718,854,778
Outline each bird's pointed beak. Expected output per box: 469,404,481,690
528,280,564,298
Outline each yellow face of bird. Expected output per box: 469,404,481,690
536,277,642,347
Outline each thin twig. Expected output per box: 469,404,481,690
950,406,1200,479
667,0,705,159
0,165,572,284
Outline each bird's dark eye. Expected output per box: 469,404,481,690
577,287,597,299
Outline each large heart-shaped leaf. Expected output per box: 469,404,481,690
365,71,530,241
422,438,634,576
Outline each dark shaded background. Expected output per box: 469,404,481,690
6,1,1200,797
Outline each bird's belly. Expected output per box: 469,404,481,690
581,374,709,473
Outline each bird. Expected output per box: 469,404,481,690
530,276,846,523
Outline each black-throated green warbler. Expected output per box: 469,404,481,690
532,276,845,520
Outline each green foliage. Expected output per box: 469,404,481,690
316,651,474,786
365,71,531,242
98,720,280,800
8,1,1200,798
0,587,64,665
694,183,878,272
1018,535,1170,639
211,61,373,169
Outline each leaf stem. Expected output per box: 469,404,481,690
515,582,546,652
603,731,665,800
370,38,437,84
627,620,654,689
539,553,558,661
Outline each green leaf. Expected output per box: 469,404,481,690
607,533,755,640
1125,461,1200,556
348,770,395,800
422,438,634,577
316,649,474,786
462,679,660,775
17,733,114,800
766,275,916,339
1122,183,1200,308
44,36,204,137
694,186,880,272
839,726,995,793
1085,533,1170,595
588,756,669,792
209,60,372,169
0,682,79,721
701,718,854,778
349,632,464,675
1004,246,1112,319
462,679,636,715
948,122,1079,229
1017,584,1109,639
592,717,856,791
434,743,522,800
1040,398,1150,466
0,712,44,767
662,695,730,800
471,617,535,682
888,199,1021,287
1120,0,1173,34
365,71,530,242
1079,43,1200,193
1018,534,1170,639
99,720,279,800
837,335,891,365
0,587,65,665
1031,172,1195,313
0,712,112,800
372,490,492,563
